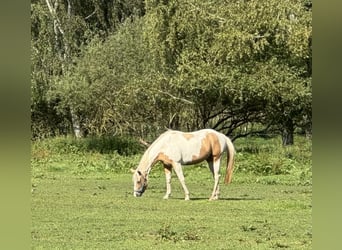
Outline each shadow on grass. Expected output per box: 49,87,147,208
171,197,263,201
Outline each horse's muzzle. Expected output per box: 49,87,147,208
133,191,143,197
133,185,146,197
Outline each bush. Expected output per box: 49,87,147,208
234,136,311,181
83,136,143,155
32,135,144,155
31,135,312,185
31,136,144,175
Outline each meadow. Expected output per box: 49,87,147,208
31,136,312,249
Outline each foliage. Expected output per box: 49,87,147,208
31,0,312,144
234,136,312,185
49,17,161,136
31,136,143,176
143,0,311,139
32,134,143,154
31,0,146,138
31,135,311,185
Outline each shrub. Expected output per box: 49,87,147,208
31,135,144,155
235,135,311,178
31,136,143,175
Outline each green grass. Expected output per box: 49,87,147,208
31,136,312,249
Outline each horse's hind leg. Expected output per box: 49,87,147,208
172,162,190,200
208,159,221,201
163,165,172,199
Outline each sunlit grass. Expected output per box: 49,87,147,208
31,135,312,249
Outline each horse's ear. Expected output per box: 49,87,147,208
130,168,135,173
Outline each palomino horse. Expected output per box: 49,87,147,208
131,129,235,200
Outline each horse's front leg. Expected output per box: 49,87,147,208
163,165,172,199
173,162,190,200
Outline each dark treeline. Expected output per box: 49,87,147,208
31,0,312,145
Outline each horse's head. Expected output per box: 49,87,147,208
131,169,148,197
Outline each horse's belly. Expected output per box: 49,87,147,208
181,159,194,165
180,152,208,165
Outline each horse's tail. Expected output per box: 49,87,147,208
224,136,235,184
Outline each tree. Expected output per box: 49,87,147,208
31,0,312,145
143,0,312,144
31,0,146,138
51,18,161,137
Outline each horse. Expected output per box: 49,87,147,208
131,128,235,201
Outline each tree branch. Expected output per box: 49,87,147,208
138,138,150,148
67,0,72,17
85,9,97,20
231,123,274,142
45,0,64,35
157,89,194,104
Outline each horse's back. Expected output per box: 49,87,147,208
156,129,227,164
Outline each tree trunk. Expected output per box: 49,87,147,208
282,119,294,146
70,109,82,138
46,0,78,137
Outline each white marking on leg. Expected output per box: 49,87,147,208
209,159,221,200
173,162,190,200
163,166,172,199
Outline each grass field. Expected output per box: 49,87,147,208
31,136,312,249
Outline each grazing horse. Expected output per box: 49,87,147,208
131,129,235,200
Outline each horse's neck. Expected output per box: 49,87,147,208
138,133,166,174
138,148,154,174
